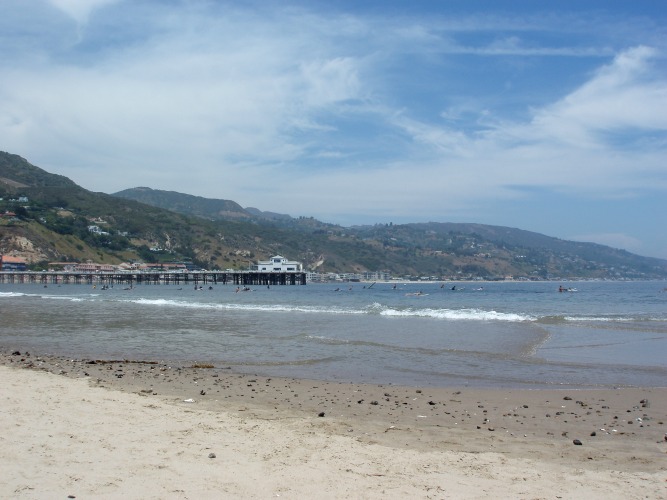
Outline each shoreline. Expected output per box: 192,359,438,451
2,348,666,498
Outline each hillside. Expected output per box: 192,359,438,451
115,186,297,224
1,151,666,279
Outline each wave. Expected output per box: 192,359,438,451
564,315,636,322
125,298,538,322
128,298,360,315
375,305,534,322
538,314,665,324
0,291,89,302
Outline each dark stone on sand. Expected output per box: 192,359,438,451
416,390,422,393
208,453,216,458
573,439,583,445
318,412,325,417
428,401,436,405
11,351,20,356
563,396,572,400
370,401,379,405
590,431,596,436
200,390,206,395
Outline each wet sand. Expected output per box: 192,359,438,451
1,349,666,498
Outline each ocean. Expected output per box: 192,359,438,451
1,280,665,389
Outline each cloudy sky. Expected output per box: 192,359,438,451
1,1,666,258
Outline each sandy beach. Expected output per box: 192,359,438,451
1,350,666,499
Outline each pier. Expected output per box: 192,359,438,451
0,270,307,286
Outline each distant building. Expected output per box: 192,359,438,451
75,262,115,273
1,255,27,271
250,255,302,272
88,225,109,235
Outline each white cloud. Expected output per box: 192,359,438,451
528,46,667,145
299,57,361,108
48,0,120,25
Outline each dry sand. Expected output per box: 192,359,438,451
1,350,666,499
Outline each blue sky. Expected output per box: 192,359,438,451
1,1,666,258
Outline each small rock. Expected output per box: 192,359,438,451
590,431,596,437
318,412,325,417
573,439,583,445
208,453,216,459
370,401,379,405
563,396,572,400
200,390,206,395
11,351,21,356
428,401,436,405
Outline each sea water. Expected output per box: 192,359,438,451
1,281,665,388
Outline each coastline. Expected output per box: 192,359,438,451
2,350,666,498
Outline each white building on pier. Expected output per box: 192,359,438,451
250,255,303,272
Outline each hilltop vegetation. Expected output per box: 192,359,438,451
2,151,666,279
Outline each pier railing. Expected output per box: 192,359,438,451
0,271,307,286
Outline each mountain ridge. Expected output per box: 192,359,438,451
1,151,666,279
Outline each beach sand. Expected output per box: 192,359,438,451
1,350,666,499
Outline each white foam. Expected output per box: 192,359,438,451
379,307,534,322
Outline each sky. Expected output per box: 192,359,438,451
1,1,666,259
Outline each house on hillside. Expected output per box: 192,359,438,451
88,225,109,236
1,255,27,271
250,255,302,272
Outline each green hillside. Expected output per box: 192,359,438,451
1,151,666,279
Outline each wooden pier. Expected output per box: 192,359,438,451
0,270,307,286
